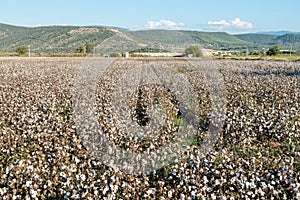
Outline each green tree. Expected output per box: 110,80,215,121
266,45,280,56
16,46,28,56
76,45,85,54
86,43,95,54
185,45,203,57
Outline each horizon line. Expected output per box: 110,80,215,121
1,22,299,34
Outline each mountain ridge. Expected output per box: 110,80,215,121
1,23,299,54
235,33,300,50
256,31,300,36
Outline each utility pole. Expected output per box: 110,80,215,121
28,45,31,57
290,44,292,56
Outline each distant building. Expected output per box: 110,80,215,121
131,52,183,57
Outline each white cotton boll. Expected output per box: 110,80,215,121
103,186,109,195
296,192,300,199
146,189,153,195
24,180,30,187
203,176,208,184
59,172,66,178
168,190,173,198
211,193,216,200
27,165,34,171
80,174,86,181
30,189,37,199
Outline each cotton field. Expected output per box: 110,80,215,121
0,57,299,199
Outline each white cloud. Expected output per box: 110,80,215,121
145,19,185,29
207,18,253,30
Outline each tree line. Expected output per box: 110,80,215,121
15,43,96,56
14,44,282,57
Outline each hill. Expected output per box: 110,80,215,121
0,23,120,53
256,31,300,36
235,34,277,45
127,30,252,50
1,23,300,54
127,29,195,51
276,33,300,44
179,31,250,49
235,33,300,50
0,23,144,54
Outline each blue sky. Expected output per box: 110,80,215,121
1,0,299,33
